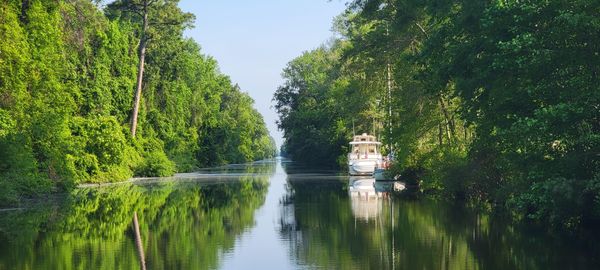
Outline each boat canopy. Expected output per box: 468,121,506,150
349,141,382,145
352,133,378,142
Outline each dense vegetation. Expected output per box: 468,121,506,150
0,0,276,205
274,0,599,230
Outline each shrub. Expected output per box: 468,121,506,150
135,151,176,177
67,116,133,183
511,176,600,230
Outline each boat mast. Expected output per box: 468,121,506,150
387,62,392,153
385,16,393,155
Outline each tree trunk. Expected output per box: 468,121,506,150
130,6,149,138
438,95,455,141
132,212,147,270
438,123,443,146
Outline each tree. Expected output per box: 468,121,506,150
0,0,276,205
107,0,194,137
276,0,599,230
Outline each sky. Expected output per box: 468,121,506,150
178,0,348,149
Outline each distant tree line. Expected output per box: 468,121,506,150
0,0,276,205
274,0,599,230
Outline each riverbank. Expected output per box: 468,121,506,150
0,159,278,208
0,1,276,207
274,0,599,232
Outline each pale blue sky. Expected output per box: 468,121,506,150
179,0,347,149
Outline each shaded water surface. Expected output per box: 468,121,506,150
0,158,598,269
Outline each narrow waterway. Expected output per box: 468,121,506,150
0,158,598,269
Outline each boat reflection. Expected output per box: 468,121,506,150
348,176,384,220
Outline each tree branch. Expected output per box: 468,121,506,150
415,22,428,37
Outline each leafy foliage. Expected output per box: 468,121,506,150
275,0,599,230
274,44,353,167
0,0,276,205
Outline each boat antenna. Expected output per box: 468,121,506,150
385,19,394,155
352,119,356,136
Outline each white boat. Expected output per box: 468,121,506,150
347,133,383,175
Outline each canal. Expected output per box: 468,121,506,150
0,158,598,269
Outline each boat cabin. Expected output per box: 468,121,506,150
349,133,381,159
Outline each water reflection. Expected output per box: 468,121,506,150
280,173,599,270
349,177,383,220
0,162,274,270
1,159,598,269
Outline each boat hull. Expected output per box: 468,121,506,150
348,160,378,175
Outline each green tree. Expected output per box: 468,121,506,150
0,0,276,205
418,0,600,227
276,0,599,230
274,44,353,167
107,0,194,137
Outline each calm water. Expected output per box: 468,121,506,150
0,158,598,269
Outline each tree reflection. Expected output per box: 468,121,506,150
279,176,599,270
0,174,269,270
